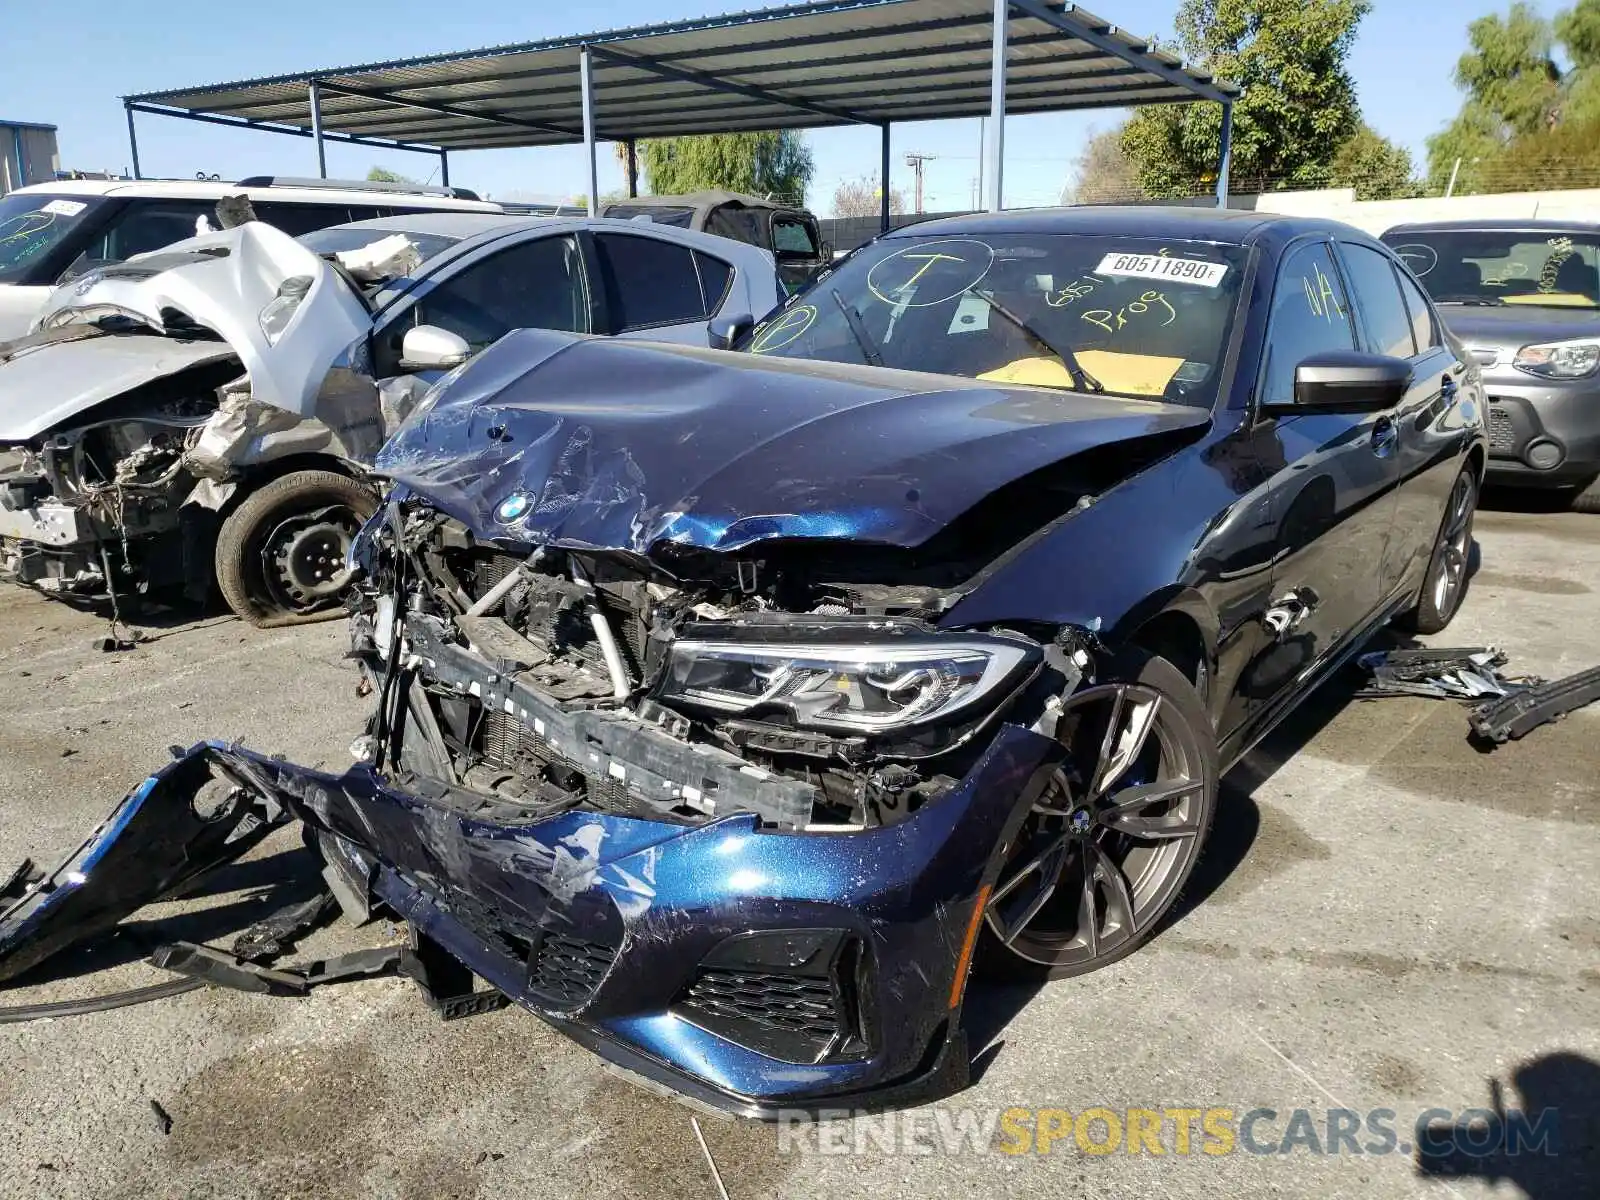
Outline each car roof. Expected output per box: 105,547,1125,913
889,205,1362,246
1381,218,1600,236
320,212,551,241
11,178,502,212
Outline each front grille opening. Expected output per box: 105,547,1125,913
526,930,620,1009
674,934,871,1064
1487,405,1517,452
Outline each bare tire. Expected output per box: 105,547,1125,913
215,469,377,628
1572,476,1600,515
1398,466,1477,635
977,648,1218,981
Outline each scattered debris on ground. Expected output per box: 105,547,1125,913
1359,646,1600,747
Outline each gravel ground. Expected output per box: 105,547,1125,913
0,499,1595,1200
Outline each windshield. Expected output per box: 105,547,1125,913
297,226,459,265
0,193,105,284
741,232,1249,405
1384,230,1600,309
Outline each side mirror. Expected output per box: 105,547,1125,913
1266,351,1413,415
708,312,755,351
399,324,470,372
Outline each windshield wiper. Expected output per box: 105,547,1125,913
831,288,884,367
1435,297,1505,307
971,287,1104,393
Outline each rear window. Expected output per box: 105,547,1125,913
298,226,460,265
605,205,696,229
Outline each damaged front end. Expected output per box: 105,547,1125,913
3,330,1209,1111
0,222,375,603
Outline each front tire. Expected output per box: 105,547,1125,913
1400,466,1477,635
215,469,377,628
977,648,1218,981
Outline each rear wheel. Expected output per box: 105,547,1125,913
215,469,377,628
1400,466,1477,635
978,649,1218,980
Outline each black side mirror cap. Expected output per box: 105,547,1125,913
1263,350,1413,415
708,312,754,351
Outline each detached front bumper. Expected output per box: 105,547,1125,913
197,727,1053,1115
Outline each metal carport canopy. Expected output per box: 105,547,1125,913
122,0,1238,219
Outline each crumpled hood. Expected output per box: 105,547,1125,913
0,332,239,442
376,328,1211,554
31,222,369,418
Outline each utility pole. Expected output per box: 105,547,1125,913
905,152,937,214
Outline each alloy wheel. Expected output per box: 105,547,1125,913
1431,473,1475,617
985,682,1210,971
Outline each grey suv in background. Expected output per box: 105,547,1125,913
1382,220,1600,512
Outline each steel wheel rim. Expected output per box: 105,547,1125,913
1432,475,1475,614
261,508,359,613
986,682,1208,968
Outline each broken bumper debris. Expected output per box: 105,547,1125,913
3,732,1053,1114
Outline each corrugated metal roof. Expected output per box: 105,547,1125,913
125,0,1235,152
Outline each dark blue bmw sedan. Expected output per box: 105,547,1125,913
1,208,1488,1116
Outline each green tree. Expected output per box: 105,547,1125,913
635,131,815,204
367,166,421,184
1329,124,1418,199
1121,0,1370,196
1425,4,1562,191
1062,124,1143,204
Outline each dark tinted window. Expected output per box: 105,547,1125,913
414,233,586,349
1340,243,1416,358
93,201,219,259
255,203,354,237
1263,242,1356,405
1396,269,1441,351
694,252,733,312
594,233,704,330
1383,228,1600,309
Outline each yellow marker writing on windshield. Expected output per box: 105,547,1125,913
888,253,965,292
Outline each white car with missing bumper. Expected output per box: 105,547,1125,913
0,213,781,626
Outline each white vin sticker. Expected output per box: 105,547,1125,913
40,199,88,217
1094,253,1228,288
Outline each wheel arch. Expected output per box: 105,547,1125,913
1105,587,1220,700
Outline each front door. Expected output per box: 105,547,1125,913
1250,240,1404,707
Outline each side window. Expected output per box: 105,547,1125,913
1339,243,1416,358
412,234,586,350
593,234,705,331
88,201,220,261
254,203,355,237
694,252,734,313
1396,269,1441,353
1262,242,1356,405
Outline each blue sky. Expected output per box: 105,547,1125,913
0,0,1570,212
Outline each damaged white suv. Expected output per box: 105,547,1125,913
0,213,781,625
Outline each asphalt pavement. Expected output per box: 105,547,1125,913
0,499,1595,1200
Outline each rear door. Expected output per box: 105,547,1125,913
1257,239,1404,689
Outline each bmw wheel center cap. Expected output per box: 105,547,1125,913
495,492,532,524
